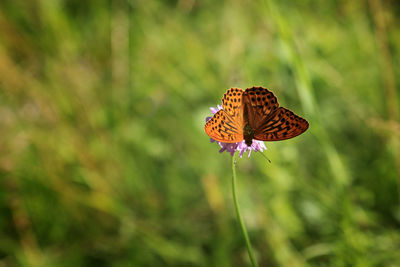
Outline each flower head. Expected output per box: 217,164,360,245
206,106,267,158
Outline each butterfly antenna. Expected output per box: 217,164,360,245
260,152,272,163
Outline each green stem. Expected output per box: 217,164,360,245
231,154,259,267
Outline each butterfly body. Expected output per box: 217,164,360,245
243,124,254,146
205,87,308,144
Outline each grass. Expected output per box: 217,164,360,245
0,0,400,266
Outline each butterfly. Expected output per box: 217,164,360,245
204,87,309,146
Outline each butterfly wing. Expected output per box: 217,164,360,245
254,107,309,141
205,88,245,143
204,110,244,143
243,87,279,130
222,87,244,118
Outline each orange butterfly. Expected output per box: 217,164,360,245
204,87,309,146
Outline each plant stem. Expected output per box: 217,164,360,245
231,154,259,267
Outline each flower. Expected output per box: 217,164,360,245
206,106,267,158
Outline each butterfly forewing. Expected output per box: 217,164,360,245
254,107,309,141
204,110,244,143
243,87,279,129
222,88,244,118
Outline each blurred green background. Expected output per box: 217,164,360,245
1,0,400,266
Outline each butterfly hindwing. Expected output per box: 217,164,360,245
204,110,244,143
254,107,309,141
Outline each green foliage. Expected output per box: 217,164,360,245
0,0,399,266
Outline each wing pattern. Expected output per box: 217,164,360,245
222,88,244,117
243,87,279,128
254,107,309,141
204,110,244,143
